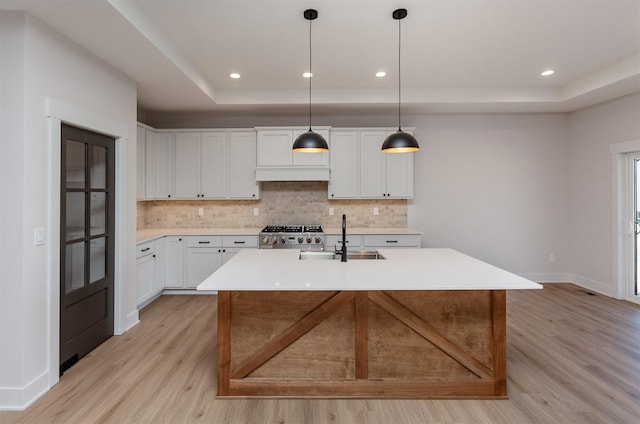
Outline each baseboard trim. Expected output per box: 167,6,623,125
0,370,49,411
117,309,140,335
570,273,614,297
162,289,217,295
519,272,572,283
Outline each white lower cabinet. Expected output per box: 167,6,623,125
164,236,184,289
136,239,162,308
137,234,258,299
325,232,421,252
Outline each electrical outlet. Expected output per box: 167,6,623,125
548,253,556,262
373,207,379,216
34,228,45,246
198,207,204,217
254,208,259,216
329,208,334,216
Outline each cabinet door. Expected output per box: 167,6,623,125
201,132,227,198
146,132,174,199
328,131,358,198
174,132,201,198
164,236,184,288
359,131,387,198
153,238,165,294
257,131,293,166
136,126,146,200
185,248,223,288
385,150,414,198
228,132,259,199
292,128,330,166
136,253,155,306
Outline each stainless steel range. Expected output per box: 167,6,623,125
259,225,325,251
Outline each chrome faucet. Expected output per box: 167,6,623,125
335,214,347,262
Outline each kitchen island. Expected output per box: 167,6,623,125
198,248,541,399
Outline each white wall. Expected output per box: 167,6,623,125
568,93,640,296
407,114,571,278
0,12,138,409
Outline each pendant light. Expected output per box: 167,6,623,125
292,9,329,153
381,8,420,153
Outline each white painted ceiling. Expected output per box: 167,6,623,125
3,0,640,117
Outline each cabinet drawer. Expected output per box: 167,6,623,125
222,235,258,248
186,236,222,248
136,240,156,258
363,234,421,248
325,235,363,249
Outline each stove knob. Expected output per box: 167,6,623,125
297,237,304,243
315,237,322,244
306,237,312,243
271,237,277,244
262,236,270,243
280,237,286,244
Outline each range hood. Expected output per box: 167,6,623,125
255,167,330,182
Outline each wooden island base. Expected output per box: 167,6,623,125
217,290,506,399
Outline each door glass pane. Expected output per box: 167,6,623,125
66,140,85,188
90,192,106,236
66,192,85,240
66,242,85,293
90,237,106,284
90,145,107,189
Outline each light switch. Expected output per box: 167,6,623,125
329,208,334,216
254,208,259,216
34,228,45,246
373,207,379,216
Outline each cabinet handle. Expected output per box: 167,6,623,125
233,241,245,244
331,194,334,197
152,254,156,258
386,240,398,243
178,238,182,241
252,194,256,197
168,194,171,198
222,249,226,253
199,241,210,244
141,247,150,252
218,249,221,252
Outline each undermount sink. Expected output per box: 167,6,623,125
299,251,385,261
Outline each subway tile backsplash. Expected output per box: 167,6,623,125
137,182,407,229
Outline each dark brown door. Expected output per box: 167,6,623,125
60,124,115,374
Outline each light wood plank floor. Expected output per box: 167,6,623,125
2,284,639,423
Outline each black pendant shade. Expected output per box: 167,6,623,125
293,9,328,153
293,129,329,152
381,130,420,153
382,8,420,153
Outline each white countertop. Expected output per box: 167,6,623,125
136,228,261,243
197,248,542,291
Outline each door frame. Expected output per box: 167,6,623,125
46,98,136,388
611,139,640,305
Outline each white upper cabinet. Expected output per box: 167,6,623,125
257,130,293,166
175,132,227,199
360,130,414,199
228,131,259,199
328,131,359,199
145,131,174,199
173,130,258,200
136,125,146,200
329,128,414,200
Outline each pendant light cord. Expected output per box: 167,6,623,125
308,16,312,132
397,16,402,132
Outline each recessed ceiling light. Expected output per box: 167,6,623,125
541,70,555,76
303,72,313,78
376,71,386,77
229,73,240,79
